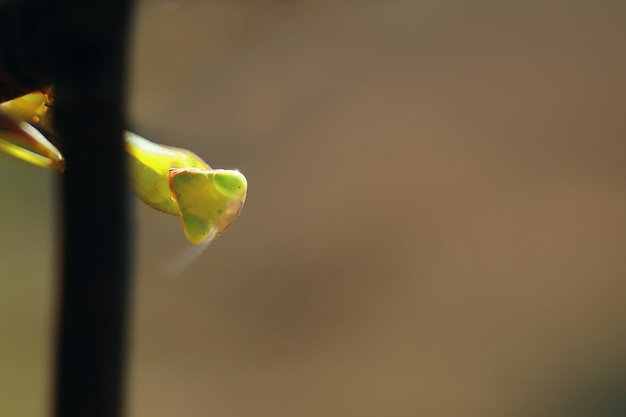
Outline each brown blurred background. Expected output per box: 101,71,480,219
1,0,626,415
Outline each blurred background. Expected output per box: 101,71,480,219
1,0,626,415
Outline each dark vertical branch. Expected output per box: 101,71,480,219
0,1,135,416
50,2,135,417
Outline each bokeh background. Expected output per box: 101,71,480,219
2,0,626,415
